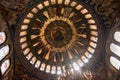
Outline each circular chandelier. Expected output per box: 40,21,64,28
15,0,104,79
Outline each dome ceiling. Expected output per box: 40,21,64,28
15,0,104,79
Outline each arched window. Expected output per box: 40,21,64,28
106,21,120,70
57,66,62,75
0,45,9,61
110,31,120,70
46,65,51,73
0,13,13,79
114,31,120,42
110,43,120,57
1,59,10,75
0,32,6,45
51,66,56,74
110,56,120,70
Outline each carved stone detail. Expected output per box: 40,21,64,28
89,0,120,28
0,0,29,25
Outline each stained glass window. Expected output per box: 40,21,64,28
0,32,6,44
1,59,10,74
0,13,13,79
0,45,9,61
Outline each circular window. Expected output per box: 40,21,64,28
15,0,103,79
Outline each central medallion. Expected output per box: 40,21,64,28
52,27,64,41
40,17,77,52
